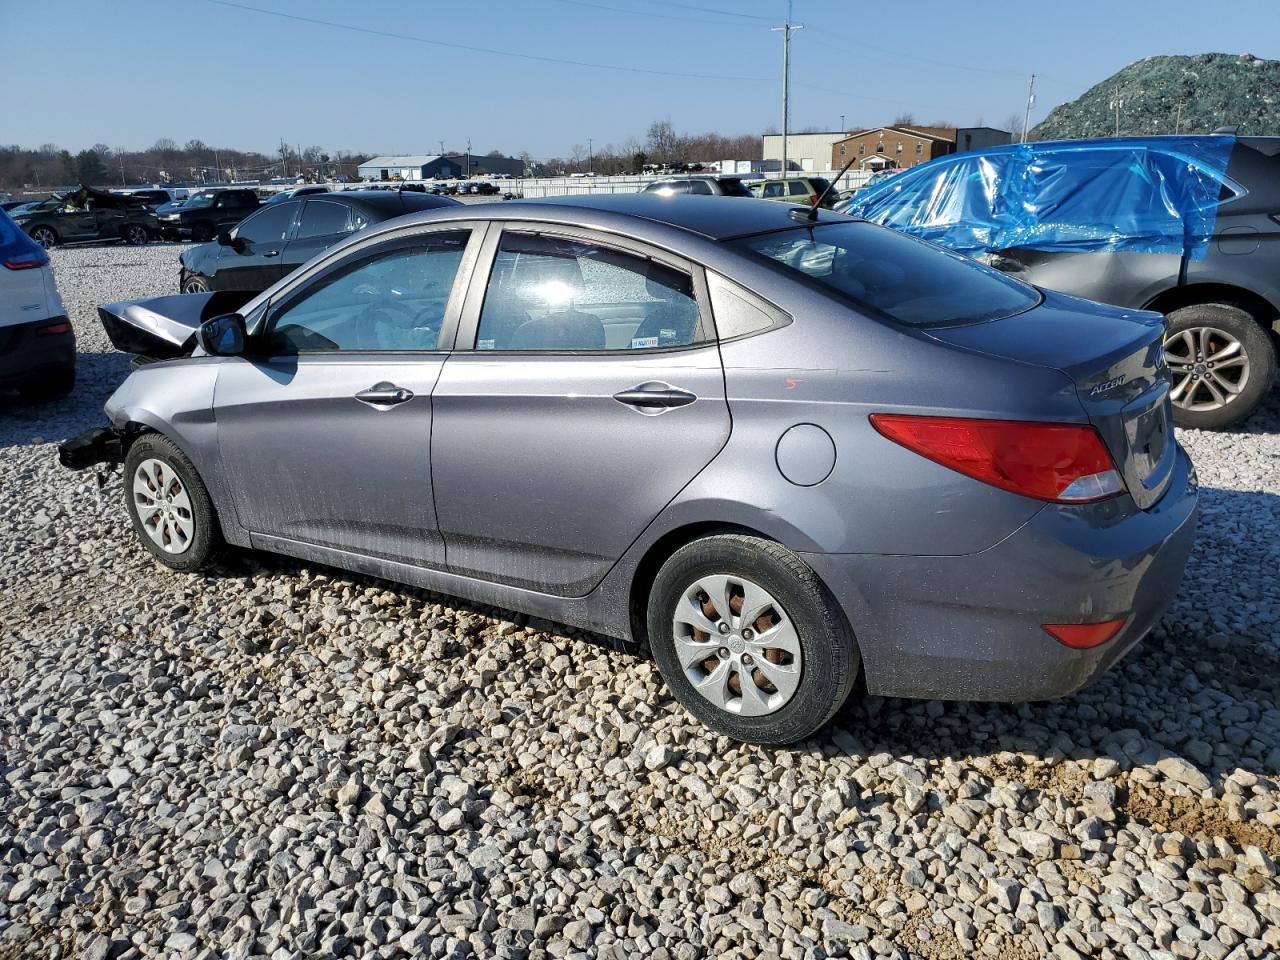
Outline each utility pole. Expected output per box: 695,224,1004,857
840,114,845,132
214,148,222,183
465,138,471,179
1109,88,1124,138
1020,74,1036,143
439,139,445,157
119,155,126,187
1174,100,1184,134
588,137,593,173
772,2,802,179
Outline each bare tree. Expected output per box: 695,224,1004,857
893,112,916,126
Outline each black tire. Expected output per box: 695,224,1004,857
123,433,222,572
647,534,859,745
1164,303,1276,430
122,223,149,246
181,274,211,294
29,225,58,249
191,222,215,243
18,366,75,402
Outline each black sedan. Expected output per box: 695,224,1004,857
179,191,461,295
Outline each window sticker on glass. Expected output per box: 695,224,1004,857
631,336,659,349
478,338,496,350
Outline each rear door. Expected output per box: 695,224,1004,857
280,199,356,277
430,224,729,596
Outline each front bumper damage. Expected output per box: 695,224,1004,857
59,426,124,470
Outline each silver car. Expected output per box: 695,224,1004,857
60,196,1199,744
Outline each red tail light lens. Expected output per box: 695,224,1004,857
4,250,49,270
1043,619,1127,649
869,414,1125,503
36,321,72,336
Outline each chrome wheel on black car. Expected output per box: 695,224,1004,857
29,226,57,249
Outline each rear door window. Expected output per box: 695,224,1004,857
296,200,352,239
475,232,704,351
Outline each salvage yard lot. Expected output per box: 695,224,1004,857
1,243,1279,960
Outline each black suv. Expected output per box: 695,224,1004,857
848,135,1280,429
159,189,260,242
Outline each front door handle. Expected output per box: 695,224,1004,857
613,382,697,411
263,250,280,258
355,382,414,407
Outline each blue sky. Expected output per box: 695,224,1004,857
4,0,1276,158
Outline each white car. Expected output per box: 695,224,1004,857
0,208,74,400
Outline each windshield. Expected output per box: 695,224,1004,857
184,193,216,209
733,221,1040,328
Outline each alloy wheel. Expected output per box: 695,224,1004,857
182,277,208,294
132,458,195,554
1165,326,1249,413
31,227,56,249
124,225,147,245
671,574,802,717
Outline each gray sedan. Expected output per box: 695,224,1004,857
60,195,1199,744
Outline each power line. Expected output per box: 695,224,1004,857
631,0,775,21
548,0,754,26
206,0,774,82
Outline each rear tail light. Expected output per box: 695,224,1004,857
36,321,72,336
810,195,819,206
4,250,49,270
869,414,1125,503
1043,619,1127,649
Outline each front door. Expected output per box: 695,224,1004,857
431,227,730,596
217,200,301,293
213,227,476,567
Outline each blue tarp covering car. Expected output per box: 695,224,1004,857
845,136,1237,261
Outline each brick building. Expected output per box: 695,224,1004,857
831,126,1012,170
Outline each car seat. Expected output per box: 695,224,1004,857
630,264,699,348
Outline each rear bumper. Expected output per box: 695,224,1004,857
803,445,1199,702
59,426,124,470
0,317,75,388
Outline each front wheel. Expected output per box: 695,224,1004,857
181,274,211,294
123,434,222,572
122,223,149,245
1164,303,1276,430
647,534,859,745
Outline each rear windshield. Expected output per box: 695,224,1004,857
732,221,1040,327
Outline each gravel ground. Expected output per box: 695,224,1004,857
2,243,1279,960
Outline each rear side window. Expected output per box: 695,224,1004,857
687,180,713,195
296,200,352,238
476,232,703,351
716,179,753,198
788,181,810,197
734,221,1040,328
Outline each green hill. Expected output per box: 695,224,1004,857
1031,53,1280,140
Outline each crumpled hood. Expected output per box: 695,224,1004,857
97,291,256,358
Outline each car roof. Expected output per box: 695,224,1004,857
443,194,843,240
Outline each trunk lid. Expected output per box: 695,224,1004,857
98,291,255,358
925,290,1176,509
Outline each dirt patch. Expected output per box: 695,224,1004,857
1123,781,1280,861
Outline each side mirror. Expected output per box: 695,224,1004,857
196,313,247,356
216,230,233,246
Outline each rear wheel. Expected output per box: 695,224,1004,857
647,534,859,745
123,434,222,572
29,226,57,249
1164,304,1276,430
122,223,149,245
181,274,211,294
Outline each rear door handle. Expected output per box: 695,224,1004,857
613,382,697,411
355,382,414,407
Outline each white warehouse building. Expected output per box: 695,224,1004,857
762,131,848,172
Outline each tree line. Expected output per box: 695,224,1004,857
1,122,765,192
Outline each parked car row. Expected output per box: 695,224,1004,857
8,185,160,249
